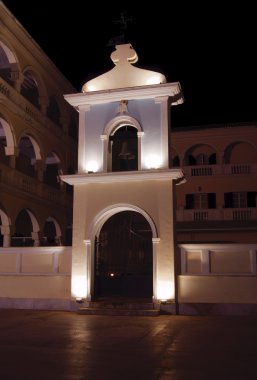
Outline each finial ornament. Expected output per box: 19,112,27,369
82,44,166,92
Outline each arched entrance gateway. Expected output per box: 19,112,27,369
94,210,153,299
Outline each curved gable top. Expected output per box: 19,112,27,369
82,43,167,93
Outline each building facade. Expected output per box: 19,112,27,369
171,123,257,244
0,2,77,247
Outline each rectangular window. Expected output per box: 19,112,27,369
186,193,216,209
224,192,256,208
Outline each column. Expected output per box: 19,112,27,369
152,237,160,301
137,131,144,170
31,231,41,247
34,161,45,182
1,225,11,247
155,96,169,168
77,105,90,173
101,134,108,172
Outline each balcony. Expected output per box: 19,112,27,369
182,163,257,177
0,161,72,208
0,78,64,140
176,208,257,222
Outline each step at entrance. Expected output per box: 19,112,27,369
78,298,160,316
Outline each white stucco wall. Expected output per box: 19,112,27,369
71,178,176,301
79,99,165,173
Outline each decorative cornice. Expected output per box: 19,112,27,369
61,168,184,185
64,82,184,108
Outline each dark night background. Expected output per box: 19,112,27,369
2,1,256,127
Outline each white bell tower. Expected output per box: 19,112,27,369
62,43,184,306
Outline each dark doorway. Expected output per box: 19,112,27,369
94,211,153,299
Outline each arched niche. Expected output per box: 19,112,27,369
43,216,62,246
102,115,143,172
12,208,40,247
16,135,41,177
0,40,19,85
184,144,218,165
224,141,257,164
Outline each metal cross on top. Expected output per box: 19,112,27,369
114,11,134,31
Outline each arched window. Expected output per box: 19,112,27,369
196,154,209,165
12,209,34,246
209,153,216,164
0,43,12,84
42,216,61,246
188,154,196,166
21,70,40,108
185,144,217,166
0,119,8,164
16,136,37,177
0,41,18,86
224,142,257,164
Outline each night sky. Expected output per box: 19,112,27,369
2,1,257,127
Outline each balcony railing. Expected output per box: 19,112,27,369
0,162,71,207
0,78,64,139
182,163,257,177
176,208,257,222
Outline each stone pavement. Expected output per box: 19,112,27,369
1,309,257,379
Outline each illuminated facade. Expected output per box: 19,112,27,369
172,123,257,244
0,2,77,247
62,43,184,304
1,2,256,314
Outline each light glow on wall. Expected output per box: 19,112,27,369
86,160,99,173
86,84,96,92
146,76,163,85
145,154,162,169
71,275,88,299
157,280,174,301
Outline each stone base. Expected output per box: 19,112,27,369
157,301,177,315
178,303,257,316
0,297,80,311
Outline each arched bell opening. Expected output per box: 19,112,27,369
110,125,138,172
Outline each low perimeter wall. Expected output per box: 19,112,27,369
0,246,75,310
0,244,257,314
177,244,257,315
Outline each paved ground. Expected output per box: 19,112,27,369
1,310,257,379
